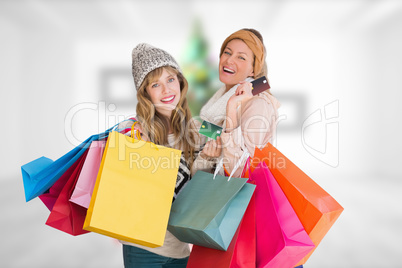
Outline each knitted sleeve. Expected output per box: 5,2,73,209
173,155,191,201
114,117,137,135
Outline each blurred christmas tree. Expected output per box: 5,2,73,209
180,19,219,117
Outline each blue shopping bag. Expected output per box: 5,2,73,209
22,135,100,202
21,119,137,202
167,170,256,251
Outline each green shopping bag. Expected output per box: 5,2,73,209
167,170,255,251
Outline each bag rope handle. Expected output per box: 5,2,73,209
213,148,250,181
131,121,142,141
131,121,160,150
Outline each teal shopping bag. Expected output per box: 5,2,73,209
167,170,256,251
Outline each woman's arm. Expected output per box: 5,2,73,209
221,93,278,177
225,81,253,131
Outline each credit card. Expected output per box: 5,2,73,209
251,76,270,95
199,120,223,140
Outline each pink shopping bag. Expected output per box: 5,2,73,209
69,140,106,208
249,162,314,268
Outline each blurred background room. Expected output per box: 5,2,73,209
1,0,401,267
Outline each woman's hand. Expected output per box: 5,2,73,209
226,81,253,131
132,122,149,141
200,136,222,160
228,81,253,109
132,122,142,132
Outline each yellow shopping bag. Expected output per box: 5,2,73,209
83,125,181,248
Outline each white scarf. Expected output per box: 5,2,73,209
200,77,253,126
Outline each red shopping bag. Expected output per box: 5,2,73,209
187,192,256,268
250,162,314,268
251,143,344,265
39,150,88,211
45,150,90,236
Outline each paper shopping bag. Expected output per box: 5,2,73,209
251,143,344,265
250,162,314,268
45,150,89,235
167,170,256,251
188,159,256,267
83,131,181,248
70,140,106,208
187,192,256,268
39,149,90,211
21,131,111,202
21,118,137,202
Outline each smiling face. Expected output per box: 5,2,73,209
145,67,181,117
219,39,255,90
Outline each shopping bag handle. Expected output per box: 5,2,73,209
130,122,160,151
131,121,142,141
213,149,250,181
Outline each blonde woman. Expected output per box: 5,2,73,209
200,29,305,268
117,43,214,268
200,28,281,178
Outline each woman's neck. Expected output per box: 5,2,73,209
164,115,173,134
225,84,235,92
164,119,173,134
154,109,173,134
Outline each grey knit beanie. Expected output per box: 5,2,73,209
132,43,181,90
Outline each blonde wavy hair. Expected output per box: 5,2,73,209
136,66,197,168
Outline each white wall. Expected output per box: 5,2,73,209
1,1,401,267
